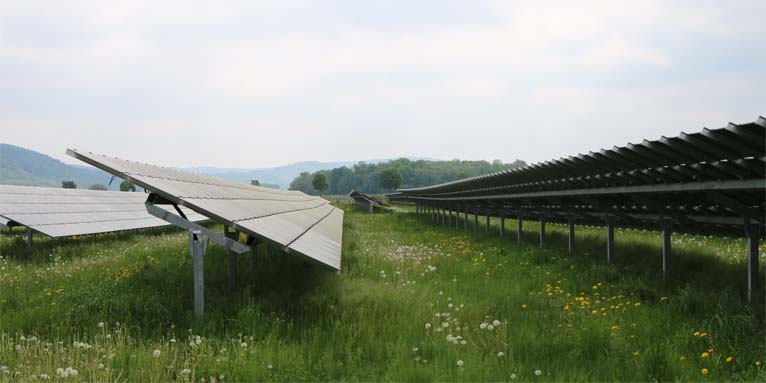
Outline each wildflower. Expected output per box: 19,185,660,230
441,322,449,328
521,304,527,309
679,356,686,361
701,352,709,359
498,352,505,357
492,320,501,327
700,332,708,337
267,364,273,369
693,331,700,337
456,360,464,367
725,356,733,363
701,368,709,375
660,296,668,301
534,369,542,376
98,322,104,328
98,364,104,369
241,342,247,348
634,302,641,308
412,347,419,352
181,369,191,375
106,335,112,340
756,361,762,367
510,373,517,379
39,374,50,380
480,323,487,329
633,351,640,357
425,323,432,330
153,349,161,358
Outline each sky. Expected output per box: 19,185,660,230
1,1,764,168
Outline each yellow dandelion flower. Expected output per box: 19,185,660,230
591,310,598,315
700,332,708,337
521,304,527,309
680,356,686,361
701,368,709,375
632,351,640,357
660,296,668,301
725,356,733,363
634,302,641,308
755,361,762,367
701,352,709,359
693,331,700,337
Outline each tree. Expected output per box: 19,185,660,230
89,184,108,190
312,173,328,195
120,180,136,192
250,180,261,186
62,181,77,189
379,168,402,191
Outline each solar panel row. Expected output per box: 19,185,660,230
66,149,344,270
0,184,207,237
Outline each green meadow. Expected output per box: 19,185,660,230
0,205,764,382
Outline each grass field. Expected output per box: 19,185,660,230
0,206,764,382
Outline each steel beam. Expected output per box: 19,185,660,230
744,218,760,303
146,203,250,254
661,219,672,280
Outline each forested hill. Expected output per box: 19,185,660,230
289,158,527,195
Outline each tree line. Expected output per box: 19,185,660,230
288,158,526,195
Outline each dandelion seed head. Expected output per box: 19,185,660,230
153,349,161,358
456,360,464,367
534,369,542,376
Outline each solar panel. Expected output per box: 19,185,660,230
65,150,344,270
0,184,208,237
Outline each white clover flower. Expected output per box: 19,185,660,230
493,320,501,327
425,323,432,330
267,364,273,370
510,373,516,379
498,352,505,357
535,370,542,376
456,360,464,367
240,342,247,348
460,340,467,345
153,349,161,358
448,303,453,308
98,322,104,328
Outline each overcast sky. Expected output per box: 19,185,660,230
1,1,764,168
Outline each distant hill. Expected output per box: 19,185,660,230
0,144,121,189
0,144,438,190
184,157,436,189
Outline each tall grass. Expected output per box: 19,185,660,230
0,207,763,381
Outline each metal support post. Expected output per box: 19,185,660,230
605,217,615,264
539,219,546,247
189,230,209,320
500,216,505,238
568,217,575,256
25,227,33,257
448,210,452,228
224,226,239,293
661,219,672,280
486,215,490,234
517,216,523,244
464,212,468,230
744,218,760,303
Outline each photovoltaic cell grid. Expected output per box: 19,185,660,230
0,184,208,237
397,117,766,236
65,150,344,270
